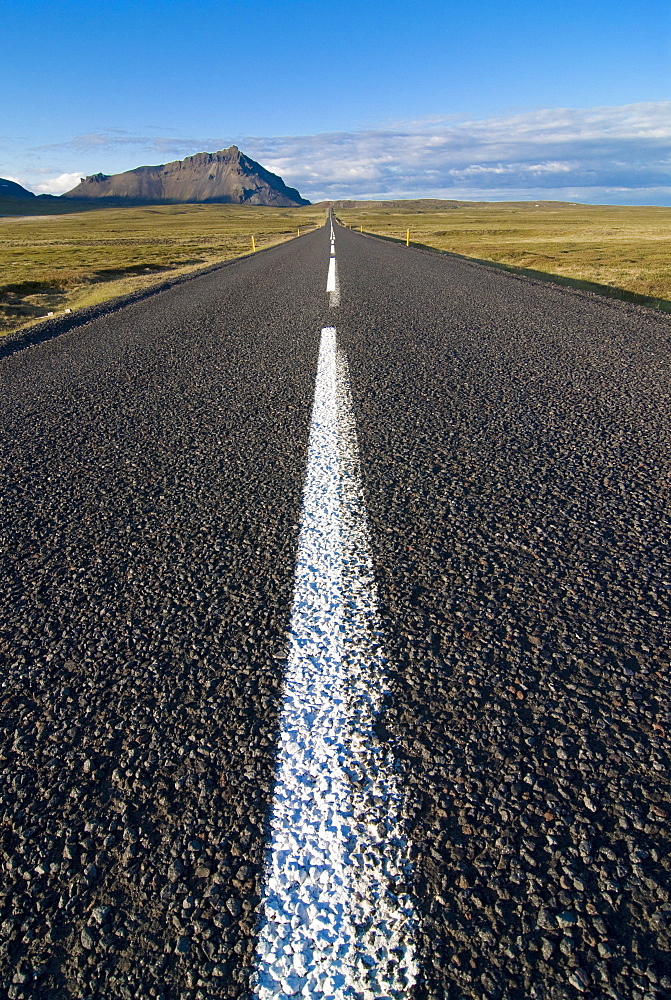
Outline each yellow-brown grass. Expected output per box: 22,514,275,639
334,200,671,310
0,202,326,336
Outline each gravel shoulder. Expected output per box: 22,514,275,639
336,224,671,1000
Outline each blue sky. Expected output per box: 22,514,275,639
2,0,670,203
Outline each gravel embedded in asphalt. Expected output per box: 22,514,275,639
336,223,671,999
1,219,670,1000
0,232,326,1000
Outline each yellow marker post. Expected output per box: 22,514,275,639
406,229,410,247
251,235,256,252
297,228,300,237
360,226,363,233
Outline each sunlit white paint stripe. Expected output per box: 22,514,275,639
326,256,337,292
253,328,418,1000
327,255,340,306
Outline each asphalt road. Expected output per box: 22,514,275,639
1,219,670,1000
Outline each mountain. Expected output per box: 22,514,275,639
0,178,35,199
63,146,309,206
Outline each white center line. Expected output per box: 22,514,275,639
327,251,340,307
326,256,337,292
252,327,418,1000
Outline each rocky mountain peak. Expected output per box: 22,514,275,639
63,147,308,207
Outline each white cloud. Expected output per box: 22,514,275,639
32,172,83,195
9,102,671,204
237,102,671,203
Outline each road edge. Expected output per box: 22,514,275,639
337,222,671,320
0,237,299,362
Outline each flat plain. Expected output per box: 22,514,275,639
334,200,671,311
0,203,325,336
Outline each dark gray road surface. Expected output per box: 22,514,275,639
1,220,670,1000
337,224,671,1000
0,237,323,1000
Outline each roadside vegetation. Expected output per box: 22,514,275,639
0,202,325,336
335,200,671,312
4,198,669,337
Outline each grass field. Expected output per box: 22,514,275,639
0,202,325,336
4,198,669,336
335,200,671,311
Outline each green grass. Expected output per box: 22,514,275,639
0,202,326,335
334,200,671,311
0,195,105,217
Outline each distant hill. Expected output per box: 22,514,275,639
63,146,309,207
328,198,582,211
328,198,468,210
0,178,35,199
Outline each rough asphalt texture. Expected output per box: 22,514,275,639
0,236,323,999
336,224,671,1000
1,220,670,1000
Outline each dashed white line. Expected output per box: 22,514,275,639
327,247,340,306
327,256,337,292
252,327,418,1000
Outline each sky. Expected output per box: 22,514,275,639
2,0,670,204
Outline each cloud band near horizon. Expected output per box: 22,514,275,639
7,102,671,205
